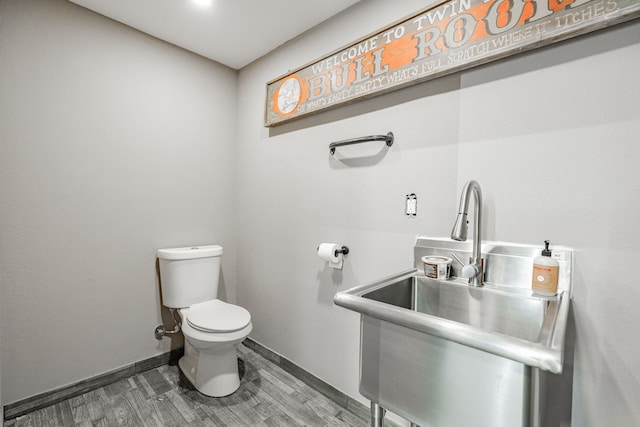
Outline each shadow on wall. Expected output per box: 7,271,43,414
459,19,640,89
539,303,575,427
316,266,344,307
155,259,185,351
329,142,391,168
316,251,361,307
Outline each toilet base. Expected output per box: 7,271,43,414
179,340,241,397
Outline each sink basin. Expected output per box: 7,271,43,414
336,268,569,373
363,274,556,344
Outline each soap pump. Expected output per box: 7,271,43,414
532,240,559,296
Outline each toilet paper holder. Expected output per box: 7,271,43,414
317,245,350,257
334,246,349,256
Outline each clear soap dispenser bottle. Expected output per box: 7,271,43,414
532,240,559,296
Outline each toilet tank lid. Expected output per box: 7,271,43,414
157,245,223,260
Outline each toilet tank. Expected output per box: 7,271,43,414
157,245,223,308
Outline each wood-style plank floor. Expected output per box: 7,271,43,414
5,344,369,427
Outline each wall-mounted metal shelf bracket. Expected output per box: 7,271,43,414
329,132,394,155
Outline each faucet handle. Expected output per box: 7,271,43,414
462,263,480,279
451,252,481,279
450,252,466,267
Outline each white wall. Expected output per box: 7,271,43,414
0,0,238,404
236,1,640,426
2,0,639,425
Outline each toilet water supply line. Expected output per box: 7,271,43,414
154,308,181,340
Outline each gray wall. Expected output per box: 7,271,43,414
0,0,238,404
236,1,640,426
2,0,640,426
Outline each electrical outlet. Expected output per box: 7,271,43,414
405,193,417,216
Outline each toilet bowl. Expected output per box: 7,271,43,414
156,245,253,397
178,299,252,397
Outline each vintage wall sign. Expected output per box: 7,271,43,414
265,0,640,126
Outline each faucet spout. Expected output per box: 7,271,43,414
451,213,468,242
451,180,483,286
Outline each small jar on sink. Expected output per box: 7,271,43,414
422,256,452,280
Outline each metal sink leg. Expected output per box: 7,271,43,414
371,402,386,427
371,401,422,426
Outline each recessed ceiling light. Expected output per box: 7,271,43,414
192,0,213,8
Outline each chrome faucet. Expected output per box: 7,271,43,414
451,180,484,286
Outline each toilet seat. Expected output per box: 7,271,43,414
186,299,251,333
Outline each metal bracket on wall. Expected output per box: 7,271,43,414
329,132,394,155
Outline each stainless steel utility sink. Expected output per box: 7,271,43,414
333,237,574,427
334,238,573,374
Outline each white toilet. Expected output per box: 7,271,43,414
157,245,252,397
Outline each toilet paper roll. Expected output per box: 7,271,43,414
318,243,343,269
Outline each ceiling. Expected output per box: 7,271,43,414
67,0,361,70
